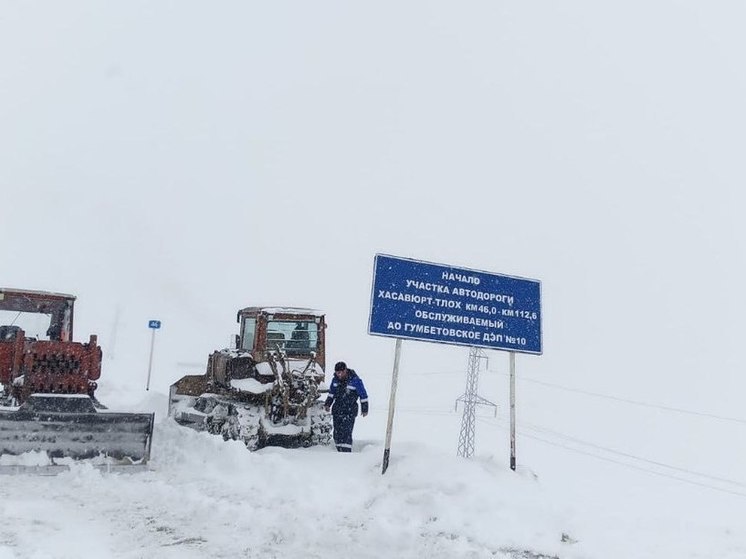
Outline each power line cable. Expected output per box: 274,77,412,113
483,371,746,426
517,430,746,499
476,416,746,497
403,368,746,425
371,399,746,495
481,413,746,487
516,420,746,488
383,402,746,490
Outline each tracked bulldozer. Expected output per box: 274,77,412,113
0,288,154,464
169,307,332,450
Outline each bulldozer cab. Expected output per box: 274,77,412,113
0,289,75,342
0,289,94,399
237,307,326,369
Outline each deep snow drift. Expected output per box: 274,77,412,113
1,369,744,559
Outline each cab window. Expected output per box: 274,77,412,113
241,317,257,350
266,320,319,356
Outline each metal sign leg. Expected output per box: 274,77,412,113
382,338,402,475
509,351,516,471
146,329,156,391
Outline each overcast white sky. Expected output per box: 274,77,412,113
2,0,745,513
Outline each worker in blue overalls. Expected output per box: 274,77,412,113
324,361,369,452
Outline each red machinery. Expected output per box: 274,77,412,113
0,288,154,462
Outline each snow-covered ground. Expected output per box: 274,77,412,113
1,361,744,559
0,416,561,559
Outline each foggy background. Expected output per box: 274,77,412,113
2,0,745,519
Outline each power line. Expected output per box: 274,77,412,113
476,417,746,498
371,398,746,497
401,368,746,426
379,367,746,496
500,373,746,426
375,400,746,491
517,420,746,488
517,430,746,499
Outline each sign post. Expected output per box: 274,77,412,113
369,254,542,473
509,351,516,471
146,320,161,391
382,337,402,474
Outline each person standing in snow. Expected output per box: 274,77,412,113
324,361,368,452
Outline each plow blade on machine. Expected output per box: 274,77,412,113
0,395,154,463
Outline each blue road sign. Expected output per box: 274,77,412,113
148,320,161,329
369,254,542,354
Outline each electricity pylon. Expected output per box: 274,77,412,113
455,346,496,458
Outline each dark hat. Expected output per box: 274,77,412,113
334,361,347,371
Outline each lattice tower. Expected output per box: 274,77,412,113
455,347,496,458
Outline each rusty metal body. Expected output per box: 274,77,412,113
169,306,331,450
0,288,154,463
0,289,103,403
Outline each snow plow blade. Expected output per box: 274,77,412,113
0,395,154,463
